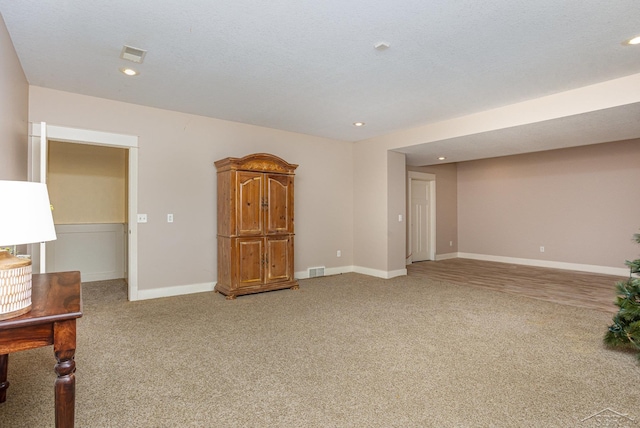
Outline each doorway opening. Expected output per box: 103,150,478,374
46,141,128,282
28,123,140,300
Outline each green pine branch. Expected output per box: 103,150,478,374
626,259,640,274
604,230,640,362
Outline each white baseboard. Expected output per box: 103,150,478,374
295,265,355,279
296,265,407,280
386,268,408,279
353,266,407,279
135,282,216,301
82,272,125,282
457,252,629,277
409,252,457,263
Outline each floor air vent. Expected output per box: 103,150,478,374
308,267,325,278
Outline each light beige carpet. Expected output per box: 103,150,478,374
1,273,639,427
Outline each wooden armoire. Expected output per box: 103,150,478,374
215,153,298,299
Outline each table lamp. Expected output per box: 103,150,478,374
0,180,57,320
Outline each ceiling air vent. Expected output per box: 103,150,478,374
308,267,325,278
120,45,147,63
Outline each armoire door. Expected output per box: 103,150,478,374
237,171,264,236
236,237,264,288
265,236,293,284
265,174,293,234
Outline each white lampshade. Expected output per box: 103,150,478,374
0,181,57,320
0,181,57,246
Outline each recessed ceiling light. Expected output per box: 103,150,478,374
438,156,446,161
625,35,640,45
353,122,365,127
120,67,139,76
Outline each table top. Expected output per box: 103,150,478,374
0,271,83,330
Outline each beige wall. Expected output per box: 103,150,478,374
408,163,458,255
387,151,406,273
351,147,406,277
457,139,640,269
29,86,354,291
0,14,28,180
353,141,388,274
47,141,127,224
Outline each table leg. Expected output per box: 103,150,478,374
53,320,77,428
0,354,8,403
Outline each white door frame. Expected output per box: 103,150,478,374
407,171,436,264
28,123,140,301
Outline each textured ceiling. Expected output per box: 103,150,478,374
1,1,640,162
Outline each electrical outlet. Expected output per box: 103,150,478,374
167,214,174,223
137,214,147,223
540,246,545,253
450,241,453,247
337,250,341,257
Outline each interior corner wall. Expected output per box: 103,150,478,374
28,86,355,293
408,163,458,255
457,139,640,269
353,141,388,275
0,13,28,180
387,151,406,274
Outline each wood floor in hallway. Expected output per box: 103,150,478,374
407,258,628,313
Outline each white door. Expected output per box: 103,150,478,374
411,180,430,261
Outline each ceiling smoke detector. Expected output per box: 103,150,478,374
374,42,390,51
120,45,147,63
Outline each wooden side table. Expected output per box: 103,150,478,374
0,271,83,428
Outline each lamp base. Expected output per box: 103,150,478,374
0,250,32,320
